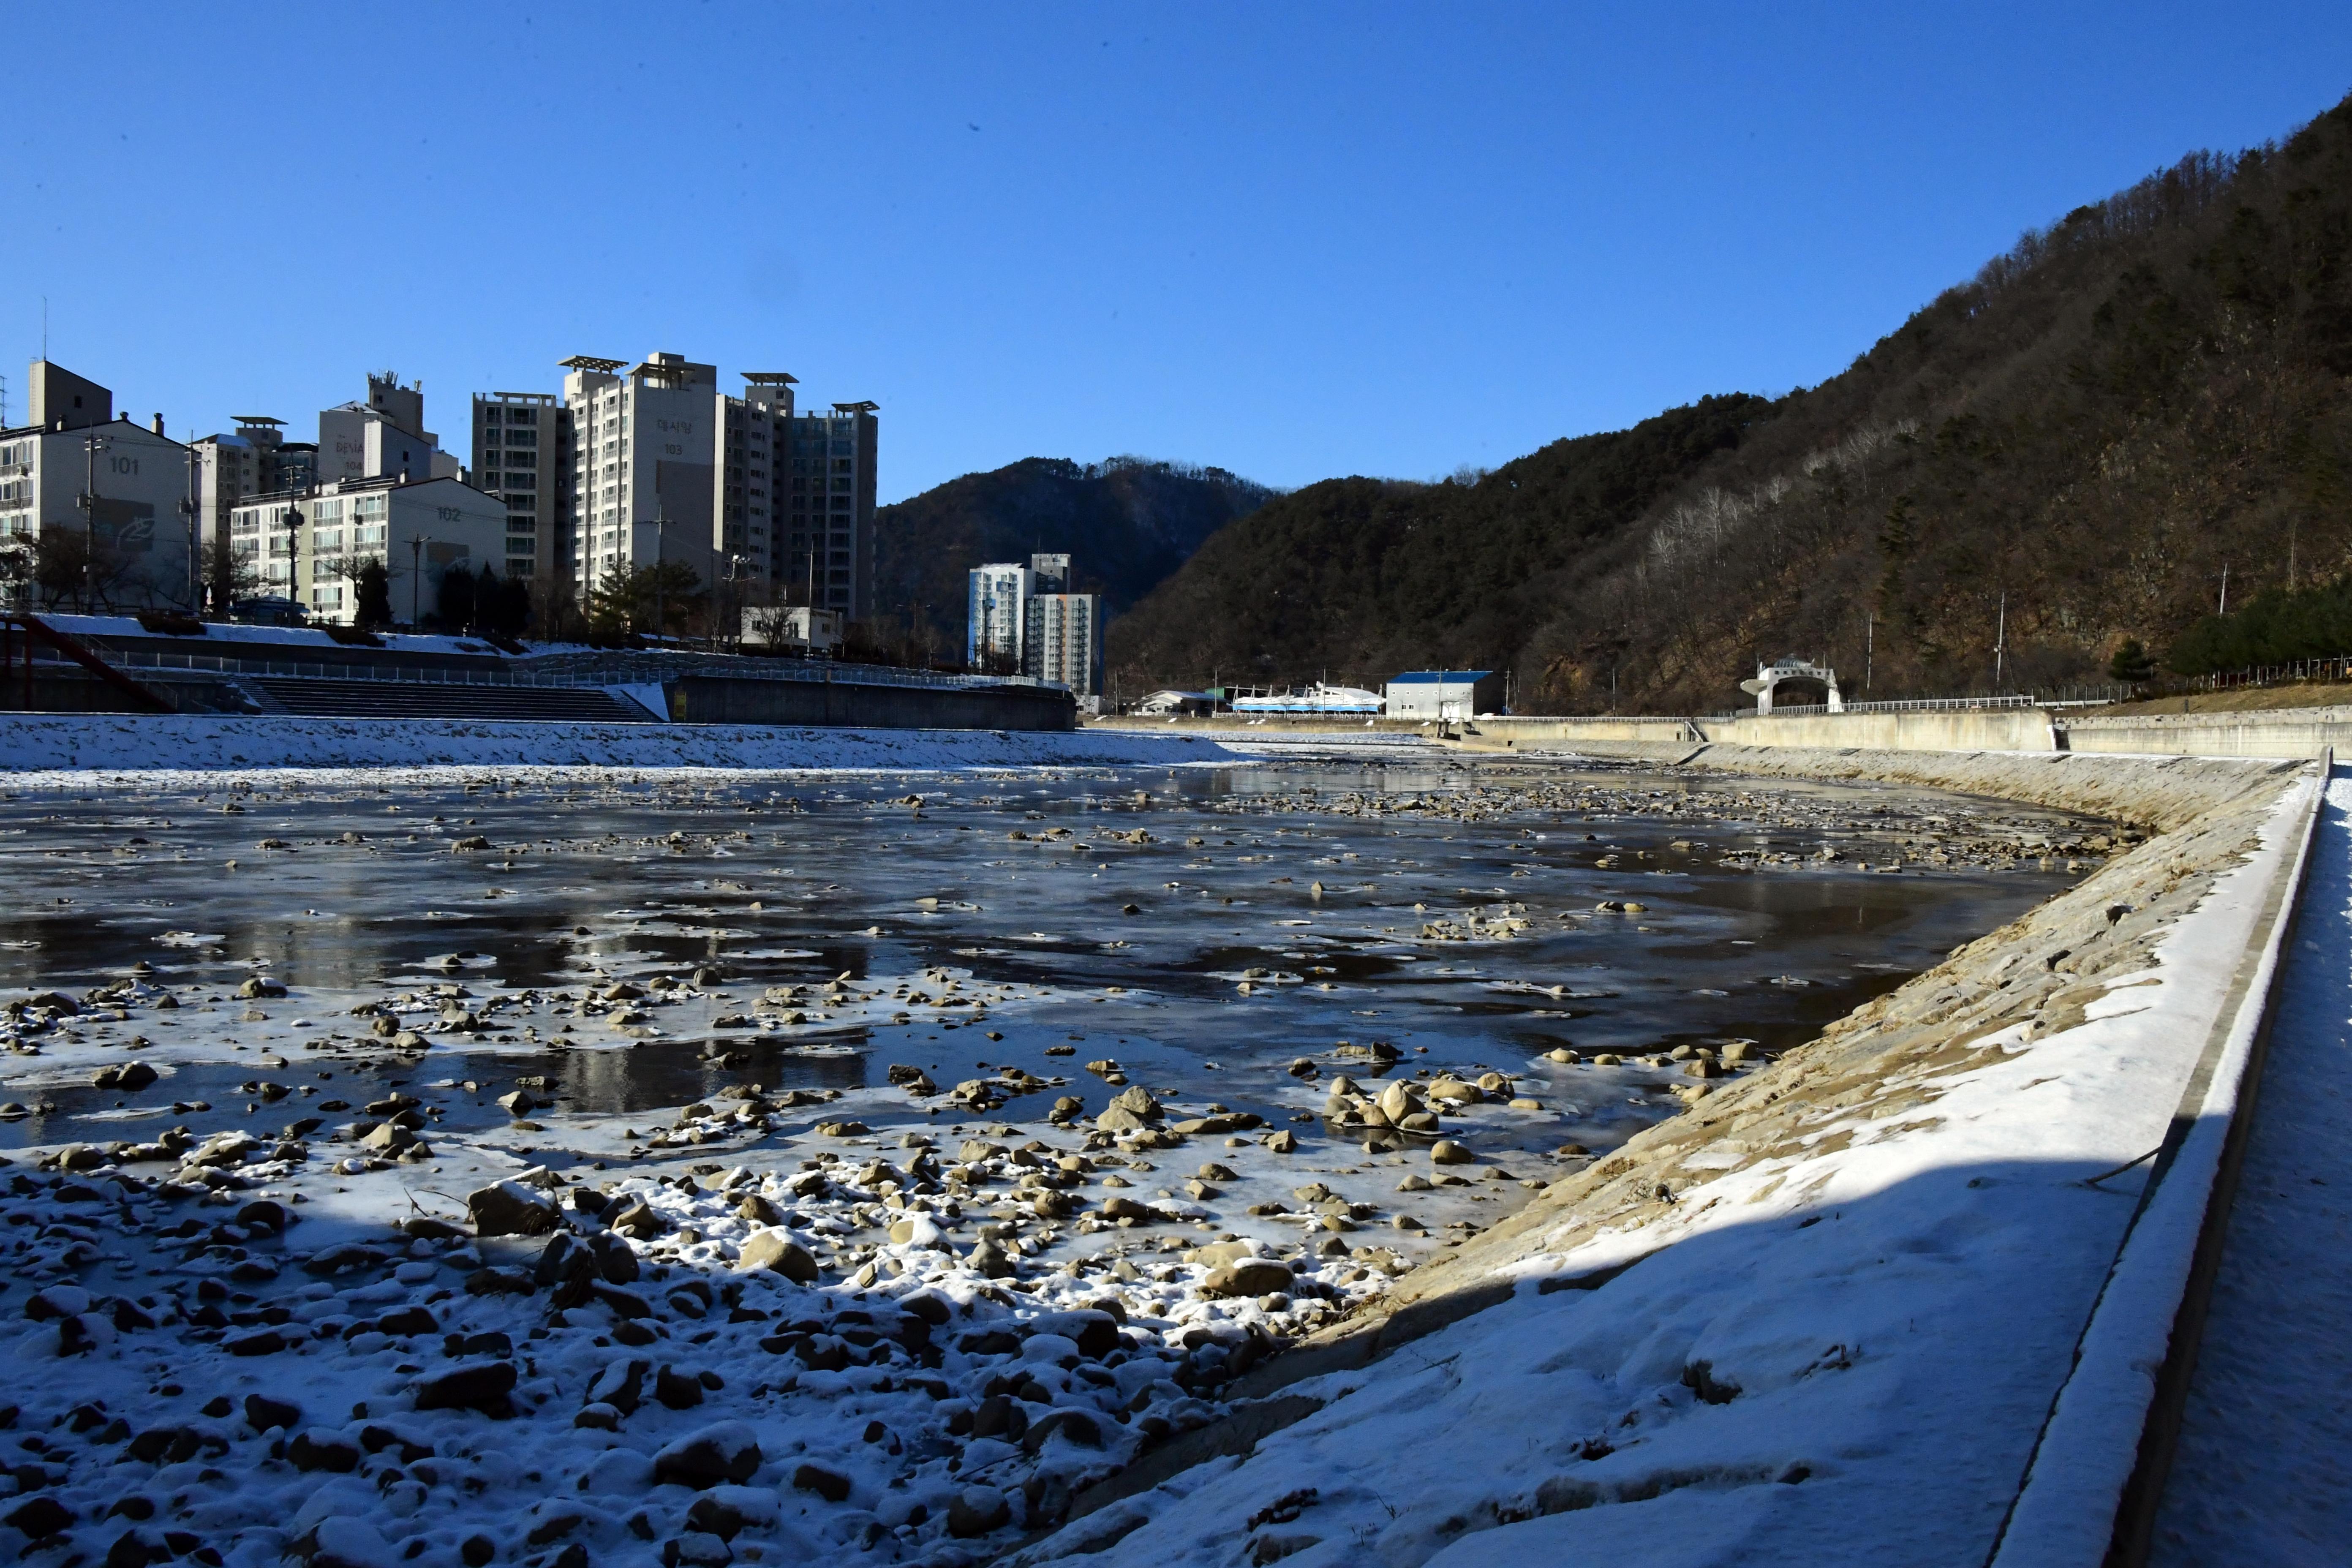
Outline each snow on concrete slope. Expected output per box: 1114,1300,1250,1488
2152,772,2352,1565
0,714,1252,781
1011,772,2314,1568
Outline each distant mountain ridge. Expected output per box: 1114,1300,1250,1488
871,455,1275,654
1108,91,2352,713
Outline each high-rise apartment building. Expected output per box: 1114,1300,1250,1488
562,353,719,596
965,551,1102,700
558,351,877,620
320,372,460,486
780,400,878,620
470,392,560,582
190,415,318,566
1025,591,1103,702
966,561,1032,667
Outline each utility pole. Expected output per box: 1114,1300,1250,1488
647,511,674,641
1993,592,2007,691
2219,564,2230,616
284,503,302,622
182,443,199,612
1865,613,1873,693
410,535,431,625
78,431,110,612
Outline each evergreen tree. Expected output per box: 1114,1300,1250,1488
2108,637,2156,684
354,561,393,629
436,565,476,631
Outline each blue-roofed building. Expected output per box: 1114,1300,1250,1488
1384,669,1503,719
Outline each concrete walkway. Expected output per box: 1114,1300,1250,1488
2152,771,2352,1564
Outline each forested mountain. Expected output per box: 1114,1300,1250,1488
1109,91,2352,713
870,456,1274,654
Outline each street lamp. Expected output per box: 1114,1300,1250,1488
722,553,746,653
283,503,302,623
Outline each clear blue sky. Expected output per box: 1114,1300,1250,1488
5,4,2348,501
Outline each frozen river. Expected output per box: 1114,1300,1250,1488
2,754,2096,1167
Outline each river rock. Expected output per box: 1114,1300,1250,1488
1202,1259,1293,1297
653,1421,762,1489
1095,1085,1163,1131
737,1229,819,1282
965,1239,1018,1278
414,1361,518,1413
790,1463,852,1503
947,1486,1011,1538
1430,1139,1474,1165
585,1358,650,1416
466,1180,558,1237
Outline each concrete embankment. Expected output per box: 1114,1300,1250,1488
1464,705,2352,760
1017,746,2322,1567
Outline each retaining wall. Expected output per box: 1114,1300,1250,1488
1456,706,2352,761
2060,705,2352,760
668,673,1075,731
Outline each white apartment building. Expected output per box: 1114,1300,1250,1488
558,351,878,621
563,352,720,596
968,553,1097,691
471,392,559,582
1025,591,1103,701
966,562,1032,666
0,359,197,611
227,473,504,626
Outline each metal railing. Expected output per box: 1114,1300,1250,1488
2189,656,2352,691
1710,694,2041,719
35,645,1061,696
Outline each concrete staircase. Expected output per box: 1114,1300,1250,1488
245,677,651,724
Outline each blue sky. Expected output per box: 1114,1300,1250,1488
5,4,2349,501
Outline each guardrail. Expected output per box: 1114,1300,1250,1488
1710,694,2042,719
57,647,1059,696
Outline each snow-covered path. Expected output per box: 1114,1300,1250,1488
2152,770,2352,1565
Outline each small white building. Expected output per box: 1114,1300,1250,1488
743,604,843,653
1384,670,1503,720
1135,689,1218,716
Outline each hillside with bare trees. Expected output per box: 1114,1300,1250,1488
1108,92,2352,712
